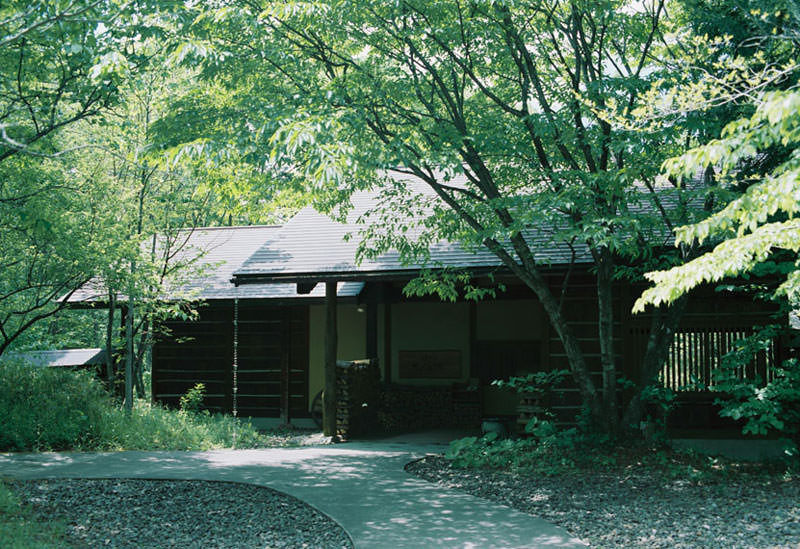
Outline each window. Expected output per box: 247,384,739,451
659,328,778,391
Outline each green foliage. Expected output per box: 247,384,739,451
0,1,185,357
639,383,676,420
0,0,150,160
403,269,504,303
634,7,800,312
493,369,569,396
638,382,677,440
445,428,606,476
179,382,206,414
0,148,120,355
712,326,800,454
0,361,282,451
631,8,800,448
0,361,111,451
93,400,270,451
494,370,569,431
0,481,67,549
9,309,107,352
445,430,797,480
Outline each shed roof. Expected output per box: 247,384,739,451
2,348,106,367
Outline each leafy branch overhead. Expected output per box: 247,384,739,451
635,89,800,312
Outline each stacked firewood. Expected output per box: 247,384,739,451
335,360,381,440
377,384,480,432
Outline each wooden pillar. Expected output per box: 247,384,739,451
383,299,392,384
366,301,378,360
324,281,338,437
469,301,477,378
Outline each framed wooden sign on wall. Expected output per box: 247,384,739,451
398,350,462,379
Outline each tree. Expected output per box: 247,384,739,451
179,0,722,432
634,90,800,311
0,0,173,357
632,5,800,449
0,153,114,356
75,42,299,406
632,3,800,309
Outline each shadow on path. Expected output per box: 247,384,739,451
0,443,586,548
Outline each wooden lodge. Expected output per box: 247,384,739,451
66,173,791,436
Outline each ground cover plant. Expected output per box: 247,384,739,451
0,481,67,549
0,361,294,452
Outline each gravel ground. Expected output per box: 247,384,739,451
407,456,800,548
11,479,352,548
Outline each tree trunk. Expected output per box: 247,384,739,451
323,281,338,439
596,248,618,433
133,316,152,398
514,267,604,428
134,336,147,398
105,291,117,388
124,263,135,413
621,296,688,432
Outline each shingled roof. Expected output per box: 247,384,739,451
233,171,594,283
69,170,686,297
67,225,364,303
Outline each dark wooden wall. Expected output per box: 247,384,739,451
451,274,782,427
152,301,309,419
542,275,781,427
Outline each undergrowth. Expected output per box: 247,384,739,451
445,424,799,481
0,360,290,452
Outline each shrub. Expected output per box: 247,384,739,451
713,326,800,456
0,360,110,451
92,400,273,451
492,369,569,397
445,427,586,475
0,359,291,452
179,383,206,414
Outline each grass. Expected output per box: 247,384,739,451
0,481,68,548
0,363,312,546
0,360,303,452
85,400,297,451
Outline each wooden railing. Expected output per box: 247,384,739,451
628,326,778,392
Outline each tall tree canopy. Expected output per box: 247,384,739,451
635,4,800,310
176,0,726,431
0,0,157,355
633,5,800,446
0,1,232,359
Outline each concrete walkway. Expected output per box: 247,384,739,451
0,439,585,548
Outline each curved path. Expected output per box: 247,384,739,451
0,439,585,548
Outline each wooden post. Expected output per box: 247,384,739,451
324,281,338,438
469,301,477,378
383,299,392,384
366,301,378,359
